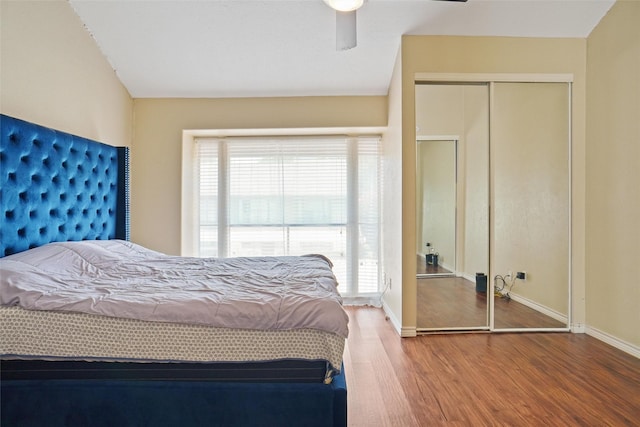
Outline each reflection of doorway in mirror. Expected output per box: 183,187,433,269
416,138,457,278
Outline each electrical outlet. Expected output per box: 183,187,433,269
516,271,526,280
389,278,392,290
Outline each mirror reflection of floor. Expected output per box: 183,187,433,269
417,276,567,330
417,277,488,329
416,255,453,275
494,296,567,329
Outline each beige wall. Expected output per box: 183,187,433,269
0,0,132,147
586,0,640,347
380,50,404,331
132,97,387,255
397,36,587,331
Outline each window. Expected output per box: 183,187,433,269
184,135,381,298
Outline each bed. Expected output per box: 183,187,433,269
0,114,348,427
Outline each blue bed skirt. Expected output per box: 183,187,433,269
1,366,346,427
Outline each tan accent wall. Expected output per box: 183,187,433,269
398,36,587,330
0,0,132,147
381,49,405,332
586,0,640,347
132,97,387,255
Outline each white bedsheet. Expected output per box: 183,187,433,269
0,240,348,338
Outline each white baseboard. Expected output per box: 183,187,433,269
461,272,475,282
570,322,586,333
440,261,455,274
400,326,417,337
508,292,568,324
586,325,640,359
380,300,417,337
381,300,401,335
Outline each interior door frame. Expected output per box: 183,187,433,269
416,135,459,279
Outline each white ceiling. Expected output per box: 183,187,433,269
69,0,615,99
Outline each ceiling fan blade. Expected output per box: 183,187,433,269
336,10,357,50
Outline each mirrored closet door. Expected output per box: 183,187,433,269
491,82,571,331
415,78,572,332
415,83,490,331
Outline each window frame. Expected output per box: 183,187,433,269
181,130,383,299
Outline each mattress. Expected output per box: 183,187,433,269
0,240,348,380
0,305,345,379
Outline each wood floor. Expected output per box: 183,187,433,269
343,306,640,426
416,255,453,276
417,277,567,330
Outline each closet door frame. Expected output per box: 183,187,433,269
414,73,573,333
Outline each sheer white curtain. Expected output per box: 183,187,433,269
188,135,381,300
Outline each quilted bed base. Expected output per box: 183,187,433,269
1,366,347,427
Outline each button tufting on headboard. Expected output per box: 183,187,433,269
0,114,130,257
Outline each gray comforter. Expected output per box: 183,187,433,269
0,240,348,338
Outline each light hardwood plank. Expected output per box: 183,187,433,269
343,306,640,426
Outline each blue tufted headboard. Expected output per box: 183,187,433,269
0,114,129,257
